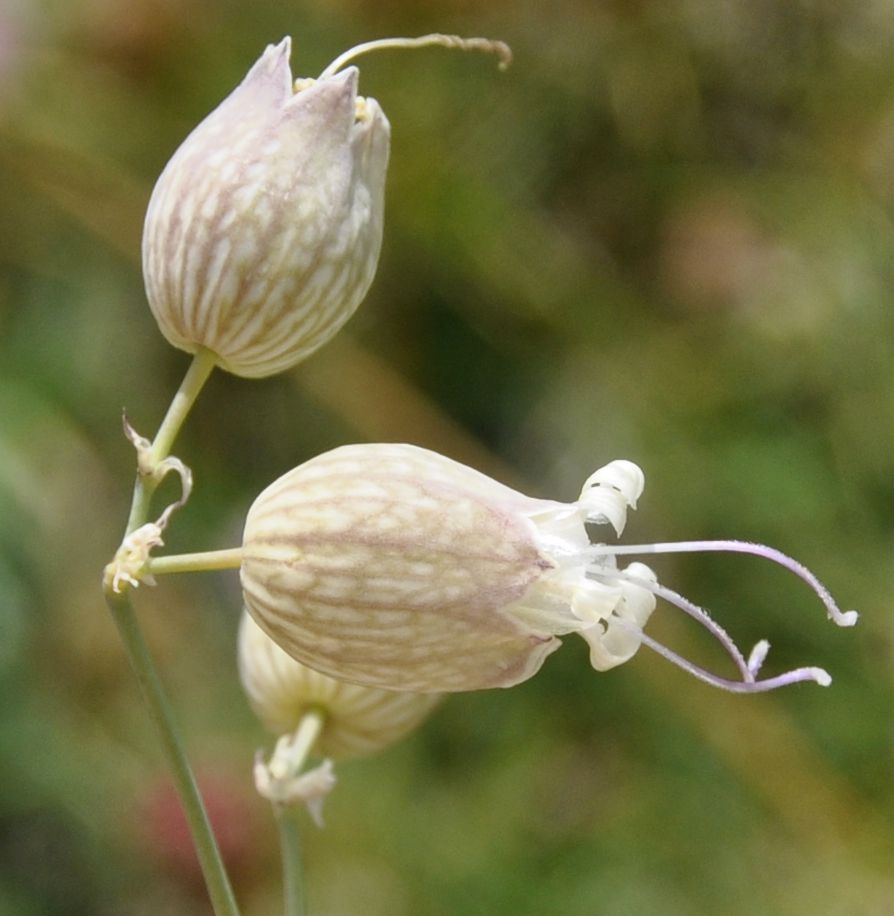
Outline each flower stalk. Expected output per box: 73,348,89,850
124,347,217,535
148,547,244,576
104,590,240,915
276,805,307,916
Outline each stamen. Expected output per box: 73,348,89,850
611,618,832,693
592,566,753,682
594,540,858,628
318,34,512,80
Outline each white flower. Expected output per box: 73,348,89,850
239,443,857,694
142,37,389,378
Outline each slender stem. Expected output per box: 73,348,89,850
277,807,306,916
149,547,244,577
125,348,217,535
105,590,241,916
107,349,240,915
594,540,858,627
150,347,219,463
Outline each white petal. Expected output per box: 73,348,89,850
578,459,645,535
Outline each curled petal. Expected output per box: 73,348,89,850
580,562,657,670
578,460,645,535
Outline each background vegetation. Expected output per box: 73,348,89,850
1,1,892,913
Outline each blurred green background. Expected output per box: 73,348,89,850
1,0,893,913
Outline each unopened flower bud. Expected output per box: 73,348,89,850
142,33,510,378
240,443,856,695
142,37,389,378
238,609,440,759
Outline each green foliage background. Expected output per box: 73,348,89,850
1,1,891,913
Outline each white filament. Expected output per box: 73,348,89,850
595,539,858,628
586,538,854,693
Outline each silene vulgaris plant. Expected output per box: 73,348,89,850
102,29,858,916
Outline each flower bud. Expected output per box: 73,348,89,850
240,443,856,695
238,609,441,759
142,37,389,378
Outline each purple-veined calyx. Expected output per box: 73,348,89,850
142,34,509,379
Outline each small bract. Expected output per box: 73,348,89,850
142,37,389,378
240,443,857,694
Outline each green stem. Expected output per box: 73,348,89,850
150,348,218,463
273,709,327,916
149,547,244,577
105,590,240,916
277,807,306,916
125,347,217,535
107,349,241,915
